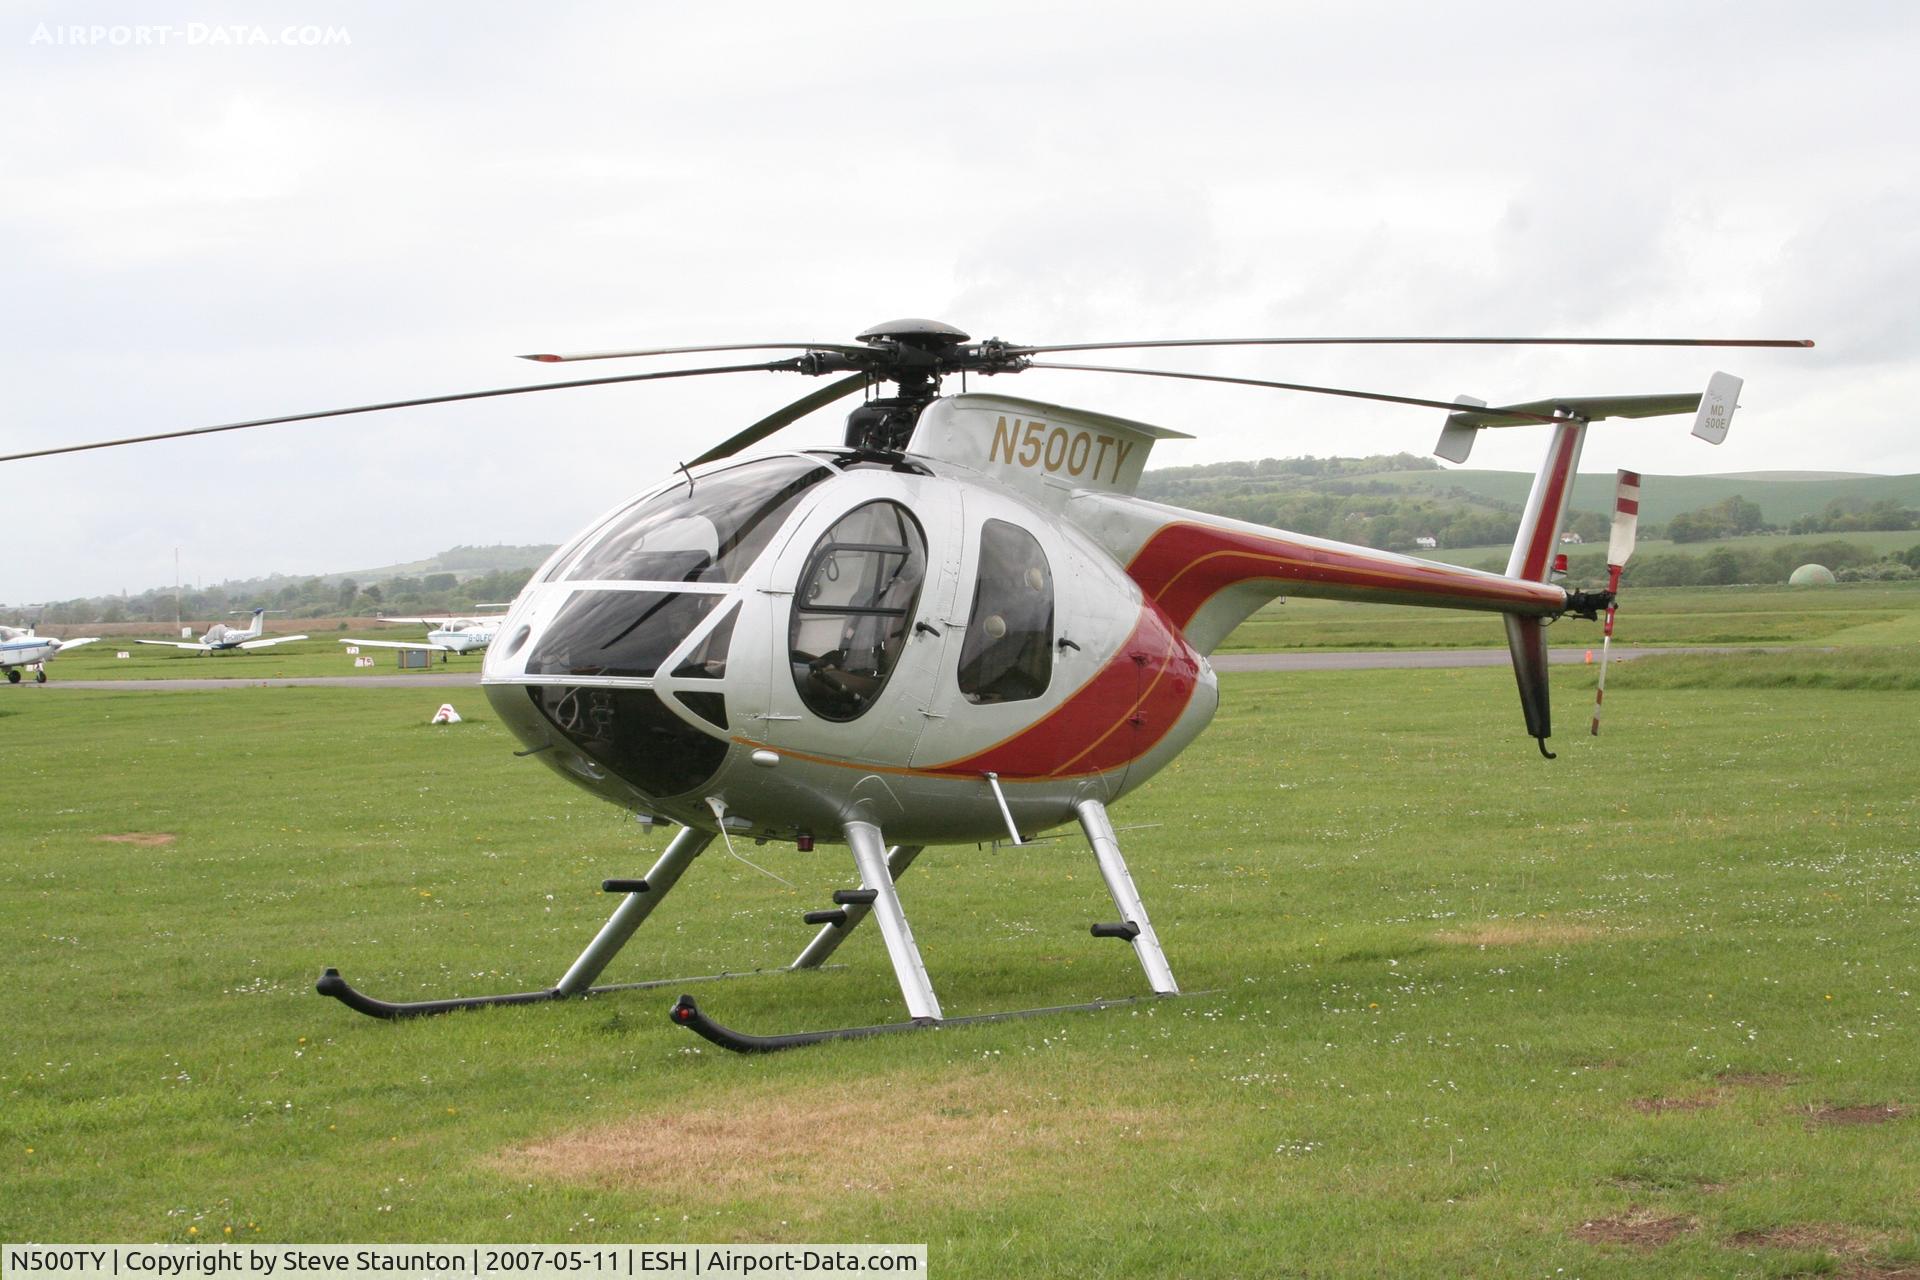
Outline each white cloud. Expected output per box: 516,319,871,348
2,0,1913,602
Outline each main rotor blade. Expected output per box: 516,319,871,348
683,373,873,469
1025,360,1573,424
1011,335,1815,356
521,342,873,363
0,360,803,464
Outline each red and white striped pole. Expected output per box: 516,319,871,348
1591,470,1640,736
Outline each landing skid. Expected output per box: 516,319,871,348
318,799,1189,1050
670,990,1197,1054
317,964,822,1020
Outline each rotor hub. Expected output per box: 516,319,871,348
855,318,971,350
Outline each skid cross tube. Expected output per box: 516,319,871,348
317,826,717,1019
789,844,924,970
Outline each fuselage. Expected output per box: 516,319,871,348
199,613,262,648
482,394,1571,849
426,621,498,653
483,451,1220,845
1,628,61,667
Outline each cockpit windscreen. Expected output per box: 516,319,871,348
556,456,833,584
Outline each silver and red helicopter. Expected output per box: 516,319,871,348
6,319,1810,1050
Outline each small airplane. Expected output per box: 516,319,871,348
340,611,508,661
4,318,1811,1050
136,607,308,654
0,625,99,683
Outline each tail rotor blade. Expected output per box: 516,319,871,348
1591,469,1641,736
1606,469,1641,565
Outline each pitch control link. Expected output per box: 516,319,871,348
668,991,1195,1054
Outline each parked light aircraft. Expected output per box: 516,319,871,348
2,319,1810,1050
340,612,507,660
136,607,307,654
0,625,98,683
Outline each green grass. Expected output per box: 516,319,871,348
36,634,482,681
40,583,1920,676
1426,528,1920,572
1217,581,1920,652
4,659,1919,1275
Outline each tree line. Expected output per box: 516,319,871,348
31,564,542,628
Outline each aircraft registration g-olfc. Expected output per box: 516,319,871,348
2,317,1812,1049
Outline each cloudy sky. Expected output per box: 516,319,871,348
3,1,1913,605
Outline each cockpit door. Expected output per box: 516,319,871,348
760,477,960,768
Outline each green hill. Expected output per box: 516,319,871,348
1138,460,1920,540
333,543,558,586
1134,458,1920,586
1364,468,1920,527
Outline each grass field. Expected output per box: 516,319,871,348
30,636,484,682
28,583,1920,678
4,635,1918,1274
1217,581,1920,652
1426,529,1920,574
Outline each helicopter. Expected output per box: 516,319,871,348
5,319,1811,1051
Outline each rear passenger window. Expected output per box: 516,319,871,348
957,520,1053,703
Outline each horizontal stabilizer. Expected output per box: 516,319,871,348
1447,390,1702,431
1434,372,1741,467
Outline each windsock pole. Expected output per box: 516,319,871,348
1590,470,1640,736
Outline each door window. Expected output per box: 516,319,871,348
788,501,927,721
957,519,1053,703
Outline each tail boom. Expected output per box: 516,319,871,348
1092,503,1566,654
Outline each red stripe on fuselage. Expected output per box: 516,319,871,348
925,604,1200,780
1125,522,1562,631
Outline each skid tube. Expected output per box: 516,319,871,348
316,965,830,1020
670,989,1213,1054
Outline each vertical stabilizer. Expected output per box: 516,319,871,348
1506,420,1589,581
1503,419,1587,756
1505,614,1555,758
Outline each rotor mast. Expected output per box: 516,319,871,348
836,318,979,453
